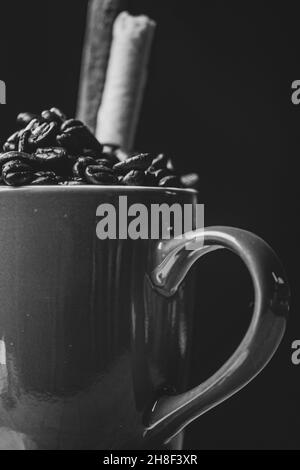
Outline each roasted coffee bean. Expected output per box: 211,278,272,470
56,132,85,154
4,171,35,186
41,110,54,122
30,171,60,185
72,157,96,178
150,153,168,170
63,125,103,153
60,119,84,132
30,121,58,147
85,165,118,185
113,153,154,173
30,176,58,185
122,170,147,186
62,125,86,135
158,175,182,188
35,147,67,163
17,112,38,127
56,132,75,150
2,159,32,176
85,164,114,175
0,151,34,171
41,109,65,124
18,130,31,153
180,173,199,188
3,142,17,152
50,107,66,122
34,147,70,175
2,160,35,186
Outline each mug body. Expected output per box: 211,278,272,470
0,186,197,450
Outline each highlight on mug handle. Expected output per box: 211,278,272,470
145,226,290,444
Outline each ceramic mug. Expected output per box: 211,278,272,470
0,186,290,450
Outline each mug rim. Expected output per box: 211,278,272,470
0,185,198,195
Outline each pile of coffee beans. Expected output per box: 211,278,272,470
0,108,199,188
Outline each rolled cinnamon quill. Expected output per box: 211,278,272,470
96,12,156,152
77,0,127,132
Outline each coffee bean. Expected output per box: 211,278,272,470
34,147,70,175
72,157,96,178
56,132,77,152
0,151,35,171
35,147,67,163
41,109,64,124
2,160,35,186
180,173,199,188
41,110,54,122
113,153,154,173
31,176,57,185
85,164,114,175
4,171,35,186
31,171,61,185
158,175,182,188
2,159,32,176
29,121,58,147
64,125,103,153
85,165,118,185
122,170,147,186
17,112,38,127
18,130,31,153
50,107,66,122
60,119,84,132
62,125,86,135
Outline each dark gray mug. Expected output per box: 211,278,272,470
0,186,290,449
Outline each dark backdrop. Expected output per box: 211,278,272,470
0,1,298,449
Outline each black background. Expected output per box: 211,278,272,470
0,1,299,449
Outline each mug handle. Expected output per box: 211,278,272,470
145,226,290,444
